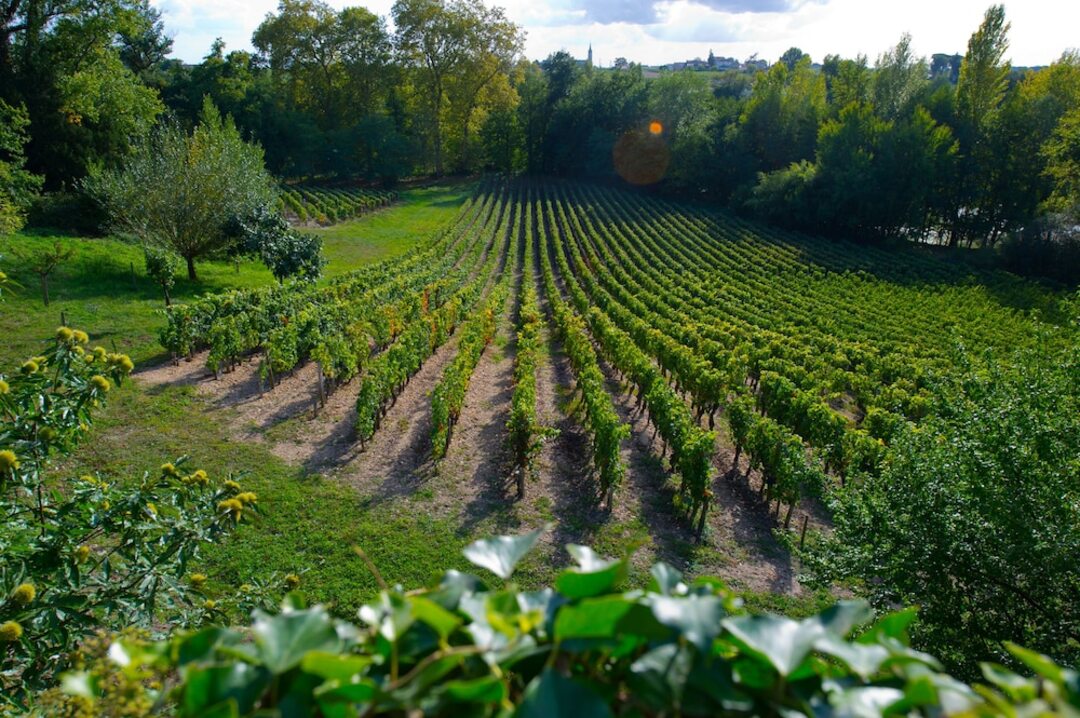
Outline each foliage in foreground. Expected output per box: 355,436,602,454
0,328,252,696
50,529,1080,717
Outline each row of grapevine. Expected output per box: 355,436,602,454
155,177,1069,544
551,182,877,515
539,188,715,530
162,181,493,362
281,185,397,225
569,183,896,480
507,190,545,497
355,185,514,445
535,190,629,507
429,213,514,458
163,181,503,400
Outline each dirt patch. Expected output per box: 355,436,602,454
427,295,519,531
139,352,323,448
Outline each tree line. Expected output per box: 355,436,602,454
1,1,1078,280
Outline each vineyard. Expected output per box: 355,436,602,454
279,184,397,225
158,177,1072,589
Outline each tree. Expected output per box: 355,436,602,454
0,329,251,696
810,337,1080,674
823,54,870,110
393,0,522,175
85,99,276,280
872,34,928,120
814,103,956,241
393,0,468,176
956,4,1011,134
647,71,717,190
16,241,73,306
232,204,325,283
779,46,807,71
117,0,173,77
2,0,165,185
253,0,393,130
739,57,826,172
443,2,522,171
0,100,42,234
515,61,547,174
947,4,1012,246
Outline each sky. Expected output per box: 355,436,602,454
153,0,1079,69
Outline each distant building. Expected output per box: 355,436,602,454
574,44,593,69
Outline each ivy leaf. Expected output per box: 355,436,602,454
181,663,272,717
857,606,918,645
828,686,906,717
463,528,545,580
555,545,627,599
408,595,462,640
516,668,613,718
649,594,726,652
554,596,633,640
1004,642,1066,683
438,675,508,703
252,606,342,674
813,600,873,636
649,562,685,596
813,633,890,680
300,652,373,683
722,614,822,676
627,643,693,711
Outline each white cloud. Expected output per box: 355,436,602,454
152,0,1080,68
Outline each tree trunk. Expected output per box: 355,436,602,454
186,256,197,281
432,88,444,176
40,275,49,306
163,286,171,307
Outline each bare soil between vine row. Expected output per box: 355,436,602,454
138,313,817,596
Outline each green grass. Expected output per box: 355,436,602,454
0,179,843,619
58,381,469,617
307,183,473,277
0,182,473,368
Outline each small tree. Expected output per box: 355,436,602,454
232,205,325,284
16,242,74,306
85,98,276,281
143,245,180,306
0,329,254,696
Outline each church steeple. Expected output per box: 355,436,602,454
587,43,593,67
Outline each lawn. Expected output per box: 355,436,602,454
310,183,475,276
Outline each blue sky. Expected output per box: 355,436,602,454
153,0,1078,68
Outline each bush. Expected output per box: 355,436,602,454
25,192,107,235
231,205,325,283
